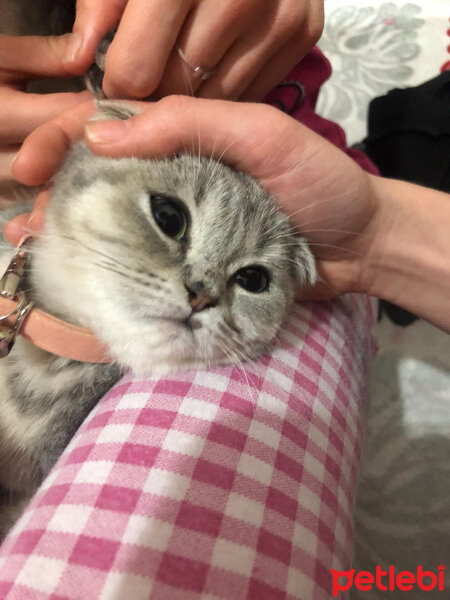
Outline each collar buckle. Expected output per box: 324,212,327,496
0,236,34,357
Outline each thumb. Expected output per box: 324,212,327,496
0,33,90,79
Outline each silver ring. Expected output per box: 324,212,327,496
177,48,216,82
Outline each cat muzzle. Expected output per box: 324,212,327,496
0,237,112,363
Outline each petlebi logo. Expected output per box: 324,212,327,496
331,564,446,596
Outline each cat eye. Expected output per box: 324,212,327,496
234,266,269,293
151,195,187,240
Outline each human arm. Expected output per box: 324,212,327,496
360,177,450,331
7,97,450,332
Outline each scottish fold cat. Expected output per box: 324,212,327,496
0,101,316,535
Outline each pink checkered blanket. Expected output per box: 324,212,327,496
0,48,378,599
0,297,376,599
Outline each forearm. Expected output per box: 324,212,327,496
362,176,450,332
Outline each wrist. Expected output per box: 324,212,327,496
359,175,450,331
354,175,403,298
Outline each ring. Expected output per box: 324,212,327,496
177,48,216,82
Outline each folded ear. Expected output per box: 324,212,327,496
292,237,317,287
84,29,115,98
93,99,140,122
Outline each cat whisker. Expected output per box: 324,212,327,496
303,242,364,257
42,232,169,283
204,137,240,191
263,186,355,223
283,194,349,221
266,224,372,242
202,137,220,191
42,232,136,272
217,340,257,404
233,356,257,405
180,69,203,185
298,228,373,239
19,286,40,296
263,239,364,258
92,262,180,302
219,320,249,353
263,220,294,240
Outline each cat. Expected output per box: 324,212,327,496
0,99,316,536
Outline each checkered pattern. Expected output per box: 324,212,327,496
0,296,376,599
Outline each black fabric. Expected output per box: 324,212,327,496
363,71,450,326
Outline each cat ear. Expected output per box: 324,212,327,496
93,99,139,122
292,237,317,287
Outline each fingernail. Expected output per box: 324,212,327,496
64,33,82,63
85,120,130,144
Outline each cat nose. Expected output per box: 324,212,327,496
184,283,217,312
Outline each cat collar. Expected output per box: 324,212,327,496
0,237,112,363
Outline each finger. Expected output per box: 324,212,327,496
0,33,88,80
102,0,193,99
156,1,248,98
0,89,91,145
3,189,51,246
0,145,20,183
297,282,336,301
238,42,305,103
297,259,360,301
12,99,97,186
3,214,30,246
3,190,48,244
195,18,290,100
197,0,323,101
82,96,318,184
240,22,324,101
27,190,50,234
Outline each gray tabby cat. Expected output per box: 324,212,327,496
0,101,316,536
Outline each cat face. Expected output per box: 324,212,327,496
30,116,315,375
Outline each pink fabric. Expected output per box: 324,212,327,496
265,47,378,175
0,298,375,599
0,49,378,599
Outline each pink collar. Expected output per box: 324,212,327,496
0,238,112,363
0,295,111,362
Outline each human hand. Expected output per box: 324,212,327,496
71,0,324,101
7,96,384,300
0,33,93,182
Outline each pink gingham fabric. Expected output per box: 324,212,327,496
0,296,376,599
